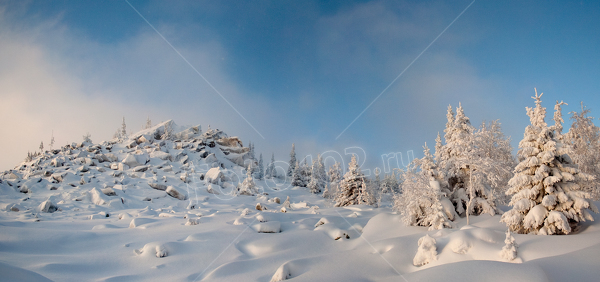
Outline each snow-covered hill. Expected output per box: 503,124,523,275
0,120,256,217
1,120,600,282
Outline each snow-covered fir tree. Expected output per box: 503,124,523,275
434,132,443,164
145,116,152,129
501,90,598,235
83,132,92,144
472,120,516,204
248,141,255,160
238,163,258,196
381,171,400,194
307,154,326,194
500,229,518,261
255,153,264,180
441,103,475,215
436,103,512,218
553,101,568,141
334,155,365,207
565,103,600,199
357,178,376,206
49,131,55,151
287,144,296,177
395,148,453,230
265,153,275,179
299,158,311,187
39,141,44,153
374,168,381,191
121,117,127,138
324,161,342,199
327,162,342,184
291,161,303,187
307,159,321,194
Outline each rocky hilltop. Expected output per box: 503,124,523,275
0,120,256,219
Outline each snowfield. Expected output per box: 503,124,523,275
1,121,600,281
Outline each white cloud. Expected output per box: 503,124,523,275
0,9,276,170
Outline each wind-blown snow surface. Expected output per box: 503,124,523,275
1,122,600,281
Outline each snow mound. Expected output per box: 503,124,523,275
134,242,169,258
253,221,281,233
270,261,293,282
414,234,437,266
129,218,157,228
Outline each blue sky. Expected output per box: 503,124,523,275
1,0,599,174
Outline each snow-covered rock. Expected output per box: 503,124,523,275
205,167,224,184
166,186,186,200
253,221,281,233
38,200,58,213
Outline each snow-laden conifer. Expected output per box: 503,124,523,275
308,154,326,194
565,103,600,199
395,144,453,229
334,155,364,207
238,163,258,196
291,161,303,187
287,144,296,177
501,90,598,235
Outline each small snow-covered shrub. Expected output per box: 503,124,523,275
413,234,437,266
500,229,518,261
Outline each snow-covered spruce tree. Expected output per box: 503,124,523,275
327,162,342,184
121,117,127,138
438,103,475,215
291,161,303,187
82,133,92,145
39,141,44,153
374,168,381,191
437,103,512,218
565,102,600,199
238,163,258,196
501,90,598,235
307,159,321,193
395,144,453,230
162,120,173,140
49,131,55,151
473,120,516,204
299,159,311,187
145,116,152,129
265,153,275,179
324,161,342,199
381,171,400,194
255,153,264,180
334,155,366,207
248,141,255,160
357,178,376,206
308,154,326,194
287,144,296,177
500,229,518,261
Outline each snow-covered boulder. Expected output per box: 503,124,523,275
253,221,281,233
166,186,186,200
270,261,293,282
38,200,59,213
205,167,224,184
121,154,140,168
89,188,109,205
148,183,167,191
207,184,220,195
150,150,171,161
